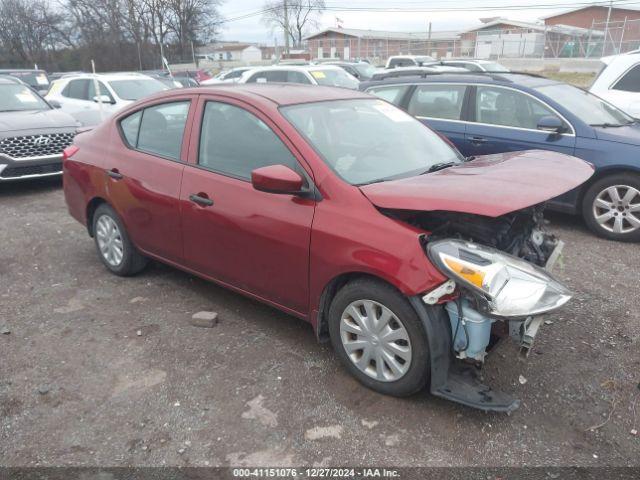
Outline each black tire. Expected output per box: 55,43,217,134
328,278,430,397
582,173,640,242
92,203,148,276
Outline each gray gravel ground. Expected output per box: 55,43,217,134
1,178,639,467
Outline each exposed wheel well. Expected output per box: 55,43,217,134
315,272,402,342
86,197,108,237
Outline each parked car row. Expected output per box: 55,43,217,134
361,71,640,242
4,52,639,414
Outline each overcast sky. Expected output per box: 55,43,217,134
216,0,613,44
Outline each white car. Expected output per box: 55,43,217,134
239,65,359,89
437,59,510,72
590,51,640,118
200,67,253,85
45,73,169,126
385,55,435,69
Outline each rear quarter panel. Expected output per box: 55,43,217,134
63,125,111,228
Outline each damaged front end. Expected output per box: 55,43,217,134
388,206,571,412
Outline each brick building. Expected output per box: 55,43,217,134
542,5,640,54
304,27,461,63
459,18,603,58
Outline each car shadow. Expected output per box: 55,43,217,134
0,177,62,198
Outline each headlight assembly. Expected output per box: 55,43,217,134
427,239,571,318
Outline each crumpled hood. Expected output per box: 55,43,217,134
359,150,594,217
0,109,77,134
593,124,640,146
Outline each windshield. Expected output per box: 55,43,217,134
0,84,50,111
309,69,360,89
482,62,509,72
353,63,376,79
4,71,50,89
415,56,434,65
281,99,463,185
108,78,168,100
535,83,633,126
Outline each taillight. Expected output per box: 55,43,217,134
63,145,79,161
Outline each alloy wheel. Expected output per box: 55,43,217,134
592,185,640,234
95,214,124,267
339,299,412,382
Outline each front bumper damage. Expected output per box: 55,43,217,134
413,240,565,413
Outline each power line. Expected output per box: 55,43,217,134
219,0,640,24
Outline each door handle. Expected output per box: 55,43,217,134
107,168,123,180
189,193,214,207
469,136,487,145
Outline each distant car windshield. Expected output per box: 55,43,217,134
414,56,434,65
4,71,50,89
353,63,376,79
482,62,509,72
0,84,49,112
282,99,463,185
535,83,633,126
108,78,168,100
309,69,360,89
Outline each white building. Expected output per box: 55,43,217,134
199,43,262,63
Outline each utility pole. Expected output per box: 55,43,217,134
603,0,613,56
427,21,432,57
283,0,290,57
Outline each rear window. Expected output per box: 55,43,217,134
613,64,640,92
119,101,190,160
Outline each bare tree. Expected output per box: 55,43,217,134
262,0,324,48
0,0,69,65
166,0,222,60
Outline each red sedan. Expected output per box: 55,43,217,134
63,84,593,412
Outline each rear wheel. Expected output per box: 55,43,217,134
328,278,430,397
582,174,640,242
92,203,148,276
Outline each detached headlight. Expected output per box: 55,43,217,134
427,239,571,318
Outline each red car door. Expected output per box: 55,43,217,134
106,96,196,263
180,96,316,316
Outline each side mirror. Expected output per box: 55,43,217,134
48,99,62,109
93,95,113,104
537,115,564,134
251,164,304,195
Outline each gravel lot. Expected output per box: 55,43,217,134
1,178,639,468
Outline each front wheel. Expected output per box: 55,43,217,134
582,174,640,242
328,278,430,397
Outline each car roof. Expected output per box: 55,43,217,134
246,65,344,73
0,69,46,73
363,72,559,89
56,72,157,81
182,83,370,106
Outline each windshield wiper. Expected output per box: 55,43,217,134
421,161,458,174
590,122,631,128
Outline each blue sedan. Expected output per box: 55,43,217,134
361,73,640,241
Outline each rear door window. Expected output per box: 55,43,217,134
247,71,288,83
286,71,311,84
120,101,190,160
612,64,640,92
407,84,467,120
63,79,90,100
